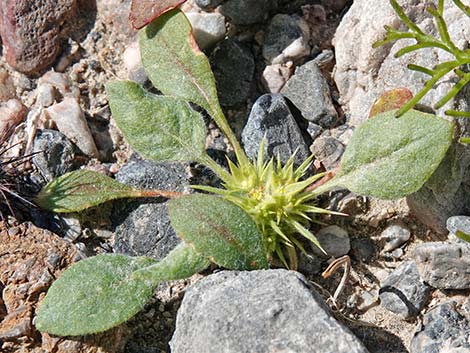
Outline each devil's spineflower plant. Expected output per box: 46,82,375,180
35,7,454,337
374,0,470,118
196,141,341,267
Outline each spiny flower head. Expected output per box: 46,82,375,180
196,141,339,268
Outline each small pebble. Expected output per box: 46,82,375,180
263,14,310,64
45,97,99,158
261,64,293,93
0,99,27,140
381,223,411,252
313,225,350,258
311,136,344,170
122,41,148,85
186,12,226,50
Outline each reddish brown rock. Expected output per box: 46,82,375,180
0,0,78,74
0,222,128,352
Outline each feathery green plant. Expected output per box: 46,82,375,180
374,0,470,118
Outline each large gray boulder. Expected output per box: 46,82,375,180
171,270,369,353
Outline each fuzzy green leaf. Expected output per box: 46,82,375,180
318,110,453,199
133,242,210,282
35,254,157,336
107,80,206,163
139,9,220,118
168,194,269,270
36,170,149,213
36,243,208,336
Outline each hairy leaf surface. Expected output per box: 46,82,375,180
35,254,157,336
139,9,220,118
169,194,269,270
35,170,172,213
107,80,206,163
36,243,208,336
316,110,453,199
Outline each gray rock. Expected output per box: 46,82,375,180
186,12,226,50
282,60,338,128
211,39,254,107
447,215,470,237
112,158,190,259
220,0,276,25
263,14,310,64
413,242,470,289
313,225,350,258
32,129,77,182
297,252,322,276
333,0,470,125
380,223,411,252
242,93,311,167
407,143,470,235
171,270,370,353
311,136,344,170
379,261,430,318
350,238,376,262
411,301,470,353
195,0,223,10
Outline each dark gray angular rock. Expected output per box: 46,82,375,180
241,93,311,167
311,136,344,170
413,242,470,289
32,129,77,182
211,39,254,107
281,60,338,128
350,238,376,262
171,270,370,353
407,143,470,235
220,0,277,25
195,0,223,10
263,14,310,64
313,225,350,258
411,301,470,353
112,158,190,260
379,261,430,318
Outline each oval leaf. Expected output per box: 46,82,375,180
139,9,220,118
35,254,157,336
107,80,207,163
130,0,188,29
36,170,177,213
168,194,269,270
321,109,453,199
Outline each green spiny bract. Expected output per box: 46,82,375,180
195,141,337,267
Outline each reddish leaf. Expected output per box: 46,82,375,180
368,88,413,118
129,0,187,29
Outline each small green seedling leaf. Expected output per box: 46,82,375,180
139,9,220,119
35,254,157,336
129,0,188,29
107,80,207,163
36,243,209,336
35,169,179,213
169,194,269,270
456,230,470,243
315,109,453,199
